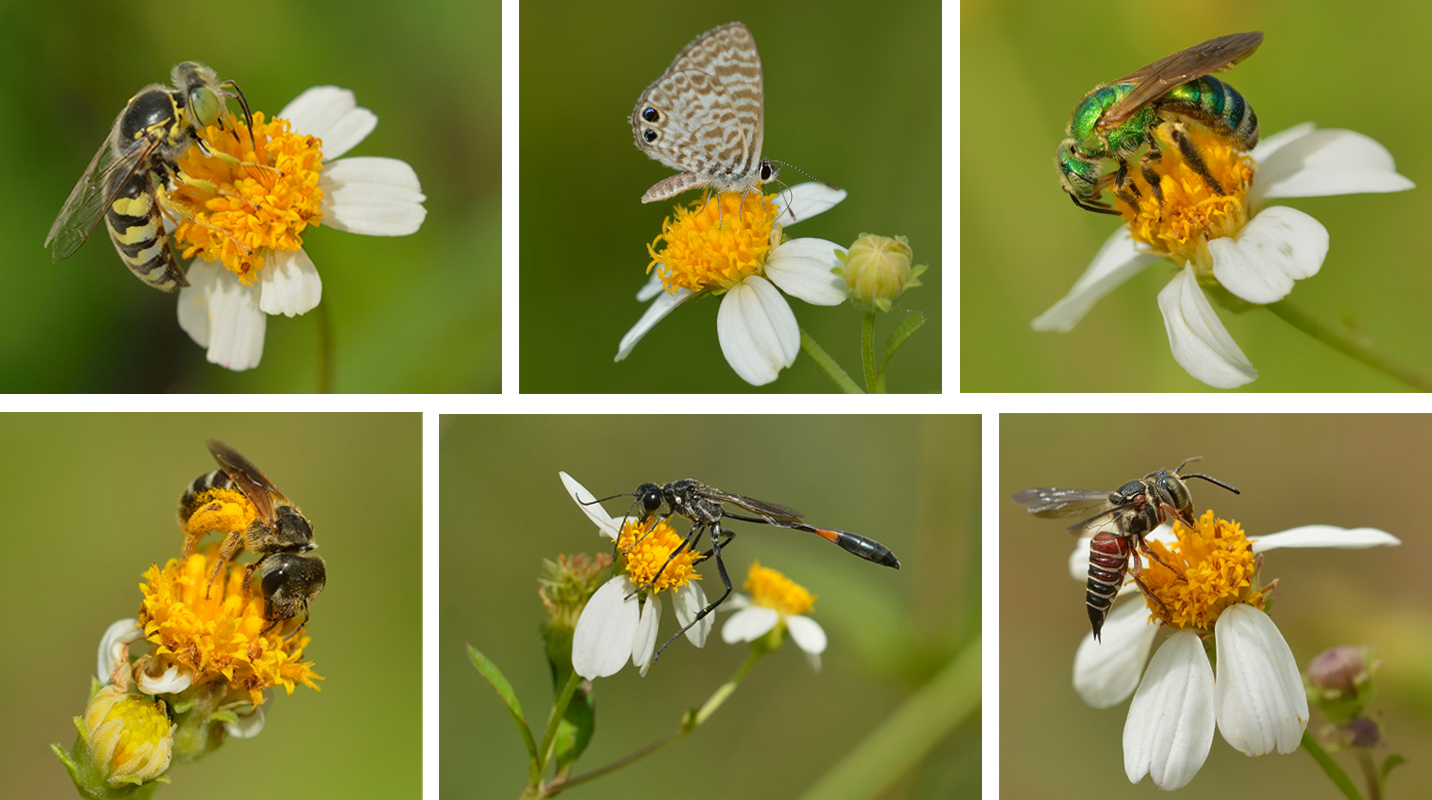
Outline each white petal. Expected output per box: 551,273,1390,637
97,619,143,684
1123,630,1215,791
615,287,692,361
258,249,322,316
786,615,827,655
716,276,799,386
320,157,427,236
135,664,192,695
1209,207,1328,304
279,87,377,160
1032,228,1159,332
1249,123,1317,163
722,606,779,643
224,699,267,739
724,593,752,610
633,594,662,672
773,183,846,228
1073,600,1160,708
558,472,621,540
636,269,665,302
763,238,848,306
572,577,640,679
673,582,712,647
1253,128,1415,200
1214,604,1309,756
1249,525,1401,551
178,260,267,371
1157,266,1257,388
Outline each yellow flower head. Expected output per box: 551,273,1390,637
617,517,701,594
1140,509,1265,631
170,112,326,284
647,192,779,295
744,561,816,617
139,545,322,706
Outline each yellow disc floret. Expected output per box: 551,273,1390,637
1118,122,1255,269
170,112,325,284
139,545,322,706
617,518,701,594
744,561,815,617
647,192,779,295
1140,510,1264,631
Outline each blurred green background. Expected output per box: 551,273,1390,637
964,1,1432,391
441,415,978,798
0,0,499,392
1001,415,1432,798
0,414,421,797
519,1,941,393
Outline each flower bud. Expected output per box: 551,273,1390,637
56,683,174,795
835,234,926,313
1306,645,1375,725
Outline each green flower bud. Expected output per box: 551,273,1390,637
834,234,927,313
55,681,174,797
1305,646,1375,725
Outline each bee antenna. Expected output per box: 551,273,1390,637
1173,456,1204,474
1184,473,1239,495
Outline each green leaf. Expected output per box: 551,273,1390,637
880,311,927,375
1381,753,1406,779
468,644,540,765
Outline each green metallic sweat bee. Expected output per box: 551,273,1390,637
1056,32,1263,215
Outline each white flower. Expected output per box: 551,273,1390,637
560,472,712,678
1035,124,1414,388
1070,523,1400,790
97,618,144,684
616,183,849,386
720,562,827,671
177,86,427,371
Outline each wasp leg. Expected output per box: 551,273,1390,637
651,525,736,665
156,188,256,258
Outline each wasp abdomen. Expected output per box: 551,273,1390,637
105,170,186,290
1086,531,1131,638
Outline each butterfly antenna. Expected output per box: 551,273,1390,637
768,160,839,191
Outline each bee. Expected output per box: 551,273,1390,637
1011,458,1238,639
179,439,324,636
582,479,899,663
1057,32,1262,214
45,62,254,290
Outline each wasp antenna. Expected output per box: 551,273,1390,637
1184,473,1239,495
579,491,637,506
767,159,839,191
220,80,257,152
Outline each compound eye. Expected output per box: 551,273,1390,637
640,490,662,514
189,85,221,127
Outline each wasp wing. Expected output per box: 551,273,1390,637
45,123,161,263
206,439,291,522
1098,31,1263,131
704,488,804,522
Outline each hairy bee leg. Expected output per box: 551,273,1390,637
1135,530,1184,576
1169,123,1227,196
206,530,247,598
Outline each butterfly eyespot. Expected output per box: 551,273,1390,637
644,129,658,143
643,108,660,123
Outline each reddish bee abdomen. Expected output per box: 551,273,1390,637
1086,532,1131,640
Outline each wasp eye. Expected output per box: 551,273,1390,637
189,85,222,128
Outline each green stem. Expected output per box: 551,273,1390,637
544,648,765,795
1267,300,1432,391
861,312,878,392
536,671,582,774
1301,730,1364,800
315,299,334,393
800,329,863,393
1355,747,1381,800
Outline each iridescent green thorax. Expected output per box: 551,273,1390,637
1065,84,1157,158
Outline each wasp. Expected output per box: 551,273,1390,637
45,62,254,290
180,439,324,636
583,479,899,663
1011,458,1238,639
1057,32,1262,214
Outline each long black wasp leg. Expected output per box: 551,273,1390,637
650,523,737,665
720,511,901,568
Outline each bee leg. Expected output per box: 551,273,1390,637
156,189,256,257
1169,123,1226,196
1139,153,1165,210
206,530,246,598
1135,531,1184,577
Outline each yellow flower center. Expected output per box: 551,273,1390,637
138,544,322,705
1140,510,1264,631
169,112,325,285
1117,122,1255,269
647,192,780,295
617,517,701,594
744,560,815,617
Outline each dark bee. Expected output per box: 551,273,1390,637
1011,458,1238,639
45,62,254,290
180,439,324,636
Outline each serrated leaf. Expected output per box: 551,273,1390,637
880,311,926,374
468,644,540,764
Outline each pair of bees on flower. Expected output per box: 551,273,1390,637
1057,31,1263,214
179,440,324,636
45,63,255,291
1012,459,1239,640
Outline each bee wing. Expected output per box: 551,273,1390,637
1011,487,1113,519
704,488,804,522
1099,31,1263,131
206,439,292,522
45,122,161,263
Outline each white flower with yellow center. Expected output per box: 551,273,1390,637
1035,123,1413,388
721,561,827,671
617,183,848,386
1067,512,1399,790
171,86,427,371
560,472,711,678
